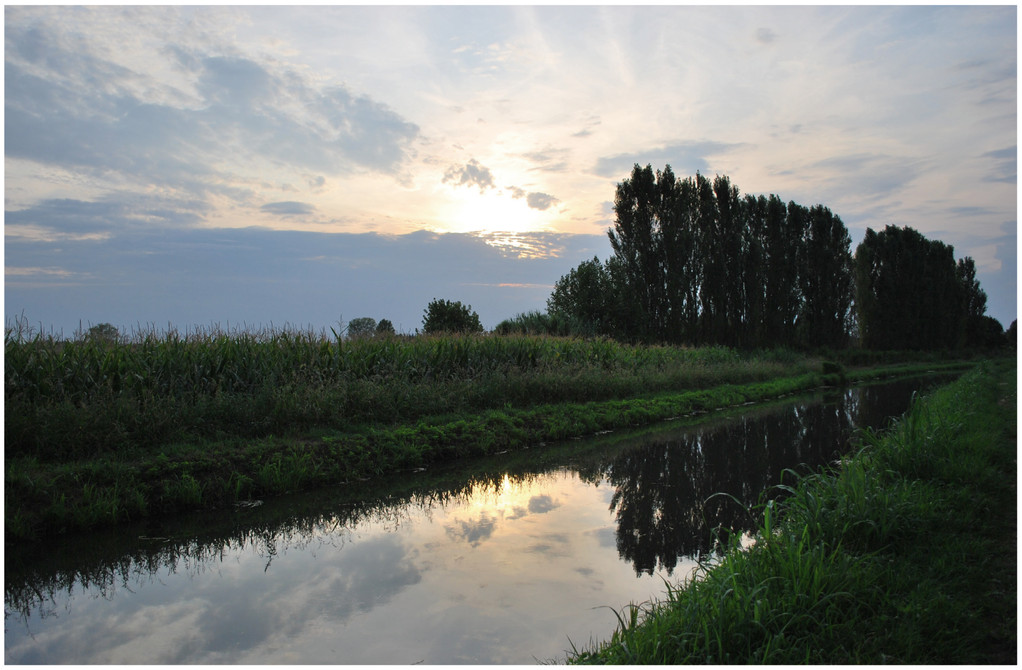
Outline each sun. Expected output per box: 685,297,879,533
449,187,548,235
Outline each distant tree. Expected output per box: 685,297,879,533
854,225,965,350
608,165,662,342
494,310,595,337
798,205,854,348
974,315,1007,348
422,299,483,334
710,174,745,346
761,195,800,348
375,319,396,336
1007,320,1017,349
547,257,614,336
86,323,119,344
347,317,377,339
603,165,857,348
956,257,990,348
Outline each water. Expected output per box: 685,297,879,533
4,375,954,664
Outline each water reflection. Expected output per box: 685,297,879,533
590,380,935,576
5,375,954,664
592,401,855,575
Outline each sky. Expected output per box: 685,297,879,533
4,4,1017,337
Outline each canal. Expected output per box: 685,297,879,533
4,374,955,664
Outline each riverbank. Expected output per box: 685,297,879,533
5,351,973,542
567,358,1016,664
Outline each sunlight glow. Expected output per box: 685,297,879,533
469,473,534,519
450,187,548,236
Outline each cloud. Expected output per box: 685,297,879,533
526,192,559,211
519,147,570,173
527,495,559,514
445,512,497,546
806,152,922,203
442,159,495,191
505,187,560,212
982,146,1016,184
593,141,741,179
261,202,317,217
755,27,777,44
4,226,614,336
5,196,208,238
4,11,420,212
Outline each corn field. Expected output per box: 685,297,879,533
5,325,742,402
6,323,781,459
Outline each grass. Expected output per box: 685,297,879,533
4,323,979,541
567,358,1015,664
6,324,792,459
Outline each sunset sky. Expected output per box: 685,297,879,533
5,4,1017,336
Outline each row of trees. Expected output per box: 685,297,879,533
854,226,997,350
345,299,484,339
548,164,1000,351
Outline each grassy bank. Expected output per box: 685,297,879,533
567,359,1016,664
4,327,976,541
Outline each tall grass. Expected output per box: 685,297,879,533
569,360,1015,664
6,321,785,459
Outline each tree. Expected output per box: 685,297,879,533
798,205,853,348
854,225,965,350
86,323,119,344
609,164,663,342
547,257,613,336
375,319,396,336
602,165,857,349
974,315,1007,348
711,174,745,346
422,299,483,334
956,257,989,348
347,317,377,339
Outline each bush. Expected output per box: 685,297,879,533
422,299,483,334
494,310,597,337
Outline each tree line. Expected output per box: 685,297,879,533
546,164,1005,351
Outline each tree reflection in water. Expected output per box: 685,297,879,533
591,380,940,576
5,376,952,629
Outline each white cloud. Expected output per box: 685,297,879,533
4,5,1016,330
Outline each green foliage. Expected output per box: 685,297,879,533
599,165,855,348
547,257,614,336
854,225,973,351
375,318,395,336
494,310,596,337
421,298,483,334
86,322,119,344
570,361,1015,664
346,317,377,339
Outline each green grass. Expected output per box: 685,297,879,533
4,323,978,541
6,325,796,460
567,358,1015,664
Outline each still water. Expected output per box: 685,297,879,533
5,375,953,664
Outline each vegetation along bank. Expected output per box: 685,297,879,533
4,326,977,541
567,358,1016,664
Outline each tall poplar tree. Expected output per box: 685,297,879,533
854,225,965,350
800,205,853,348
